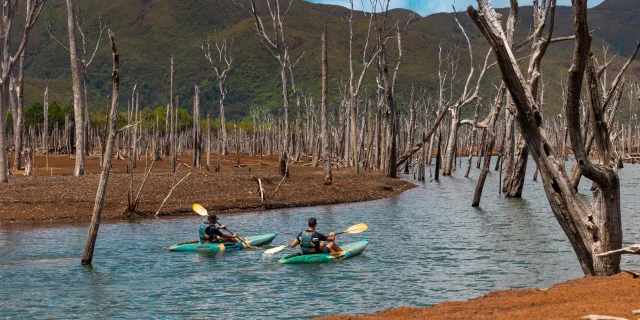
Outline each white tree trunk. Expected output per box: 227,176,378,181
66,0,84,176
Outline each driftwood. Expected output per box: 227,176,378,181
252,175,266,203
155,171,192,216
124,158,156,217
581,315,628,320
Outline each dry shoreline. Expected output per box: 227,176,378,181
0,154,415,225
319,272,640,320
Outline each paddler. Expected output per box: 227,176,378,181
289,217,342,254
200,214,240,243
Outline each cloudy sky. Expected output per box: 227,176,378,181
306,0,606,16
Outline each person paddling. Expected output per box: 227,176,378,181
200,214,239,244
289,217,342,254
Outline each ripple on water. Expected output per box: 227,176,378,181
2,159,640,319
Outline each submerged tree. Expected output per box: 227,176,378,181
468,0,629,276
82,29,119,265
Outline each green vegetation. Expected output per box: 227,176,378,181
18,0,640,122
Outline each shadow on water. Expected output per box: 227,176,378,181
1,157,640,319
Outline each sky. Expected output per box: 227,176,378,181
306,0,607,16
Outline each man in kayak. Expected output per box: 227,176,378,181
201,214,239,243
289,217,342,254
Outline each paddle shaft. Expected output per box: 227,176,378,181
216,223,253,248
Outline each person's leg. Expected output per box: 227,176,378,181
326,242,342,253
319,242,328,253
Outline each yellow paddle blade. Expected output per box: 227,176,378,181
192,203,208,216
264,245,288,255
343,223,368,234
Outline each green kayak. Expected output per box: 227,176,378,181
278,239,370,264
169,232,278,253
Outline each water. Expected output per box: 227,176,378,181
2,159,640,319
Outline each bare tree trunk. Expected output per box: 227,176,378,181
504,139,528,197
13,52,26,171
67,0,85,176
443,109,459,176
435,129,442,181
82,30,119,265
207,114,211,170
469,0,623,275
321,21,332,185
44,80,49,169
502,105,515,191
219,80,229,155
193,85,201,168
170,57,176,173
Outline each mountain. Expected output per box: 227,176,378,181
19,0,640,119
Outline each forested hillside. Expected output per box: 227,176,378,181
20,0,640,119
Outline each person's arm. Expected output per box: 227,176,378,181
290,238,300,248
326,232,335,242
213,228,236,239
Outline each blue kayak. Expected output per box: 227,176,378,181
169,232,278,252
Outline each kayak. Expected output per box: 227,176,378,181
278,239,370,264
169,232,278,252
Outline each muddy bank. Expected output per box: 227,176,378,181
320,273,640,320
0,154,415,224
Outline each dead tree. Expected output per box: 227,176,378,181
471,0,517,206
206,114,211,170
44,80,49,169
192,85,202,168
346,0,378,169
396,37,490,171
568,43,640,190
503,0,570,197
65,0,85,176
321,21,332,185
375,5,412,178
231,0,303,176
81,29,119,265
0,0,45,183
469,0,623,276
442,10,492,176
202,33,233,155
170,57,176,173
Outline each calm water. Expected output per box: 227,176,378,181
2,158,640,319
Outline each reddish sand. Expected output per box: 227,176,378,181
0,153,415,224
320,273,640,320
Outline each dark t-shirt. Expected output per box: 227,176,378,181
297,229,328,249
205,225,224,241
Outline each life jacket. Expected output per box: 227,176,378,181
199,224,219,243
300,230,318,254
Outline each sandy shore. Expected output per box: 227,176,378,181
319,272,640,320
0,153,415,224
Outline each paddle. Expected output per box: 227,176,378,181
191,203,257,249
264,223,369,255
